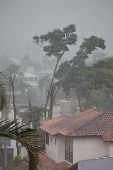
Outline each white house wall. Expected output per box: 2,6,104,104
57,134,65,163
46,134,58,162
109,142,113,157
46,134,66,163
73,136,109,164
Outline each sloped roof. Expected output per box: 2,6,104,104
15,162,29,170
40,109,113,141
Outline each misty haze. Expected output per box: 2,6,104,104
0,0,113,170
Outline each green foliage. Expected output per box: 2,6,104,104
55,35,106,111
0,56,15,70
38,76,51,93
27,106,44,129
0,119,44,170
33,24,78,119
86,51,108,66
6,64,20,75
80,36,106,54
93,57,113,69
80,57,113,112
33,24,77,58
8,155,23,170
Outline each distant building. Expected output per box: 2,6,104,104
18,72,39,91
36,69,53,79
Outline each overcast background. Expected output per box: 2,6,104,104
0,0,113,62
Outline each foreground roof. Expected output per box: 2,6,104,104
40,109,113,141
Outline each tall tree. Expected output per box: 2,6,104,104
4,64,20,119
33,24,77,119
0,119,44,170
27,106,44,129
55,36,106,112
3,64,21,155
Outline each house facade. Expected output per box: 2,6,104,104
18,72,39,91
40,109,113,164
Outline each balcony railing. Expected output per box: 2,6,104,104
65,150,73,163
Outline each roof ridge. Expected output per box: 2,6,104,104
40,115,68,124
68,112,105,136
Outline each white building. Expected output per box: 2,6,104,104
36,69,53,79
18,72,39,91
40,109,113,164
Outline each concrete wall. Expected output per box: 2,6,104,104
8,140,17,157
73,137,109,164
78,157,113,170
46,134,113,164
21,147,27,157
46,134,66,163
57,134,65,163
109,143,113,157
46,134,58,162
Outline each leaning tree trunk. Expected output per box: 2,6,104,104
48,85,56,119
45,57,61,120
85,90,90,110
74,85,82,112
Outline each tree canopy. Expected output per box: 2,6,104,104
55,36,106,112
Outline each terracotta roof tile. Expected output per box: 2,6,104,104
40,115,69,135
15,162,29,170
38,154,71,170
70,113,113,141
40,109,113,141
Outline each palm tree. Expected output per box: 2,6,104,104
0,82,44,170
0,119,44,170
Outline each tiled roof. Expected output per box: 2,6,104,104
40,109,113,141
15,162,29,170
70,113,113,141
15,154,71,170
40,115,69,135
38,154,71,170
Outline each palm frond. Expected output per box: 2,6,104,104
0,119,45,170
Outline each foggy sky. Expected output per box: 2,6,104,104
0,0,113,61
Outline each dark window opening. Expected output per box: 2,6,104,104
46,133,49,145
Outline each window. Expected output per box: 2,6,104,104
51,137,52,143
46,133,49,145
55,138,57,145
